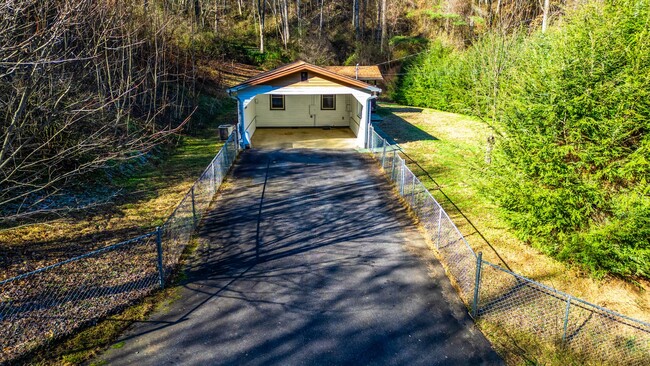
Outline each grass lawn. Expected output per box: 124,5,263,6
0,130,225,281
375,103,649,322
0,125,228,364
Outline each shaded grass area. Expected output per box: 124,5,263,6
375,103,650,363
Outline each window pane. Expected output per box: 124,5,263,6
322,95,335,110
270,95,284,110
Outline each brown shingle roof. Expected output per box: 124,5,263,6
323,66,383,81
227,60,380,93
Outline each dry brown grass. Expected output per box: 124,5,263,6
0,134,224,281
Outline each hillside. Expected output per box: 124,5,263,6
394,0,650,280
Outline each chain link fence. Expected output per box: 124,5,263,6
368,124,650,365
0,130,239,364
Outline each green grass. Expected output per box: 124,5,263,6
375,102,650,365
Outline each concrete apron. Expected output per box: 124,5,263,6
251,127,358,150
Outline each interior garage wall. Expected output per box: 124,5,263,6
255,94,353,130
256,94,313,127
313,95,349,127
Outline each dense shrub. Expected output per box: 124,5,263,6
397,0,650,278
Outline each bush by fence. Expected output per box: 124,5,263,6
368,125,650,365
0,131,239,364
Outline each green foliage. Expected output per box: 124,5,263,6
391,41,469,111
396,0,650,278
406,9,461,21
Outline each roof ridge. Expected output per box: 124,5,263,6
227,60,381,93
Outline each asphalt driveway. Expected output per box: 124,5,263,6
98,149,502,365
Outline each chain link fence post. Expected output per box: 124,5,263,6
562,295,572,343
410,174,416,206
436,206,442,250
381,139,387,168
400,158,405,196
472,252,483,318
191,185,197,228
155,226,164,289
212,161,217,194
224,140,230,166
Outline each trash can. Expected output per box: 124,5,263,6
219,124,234,141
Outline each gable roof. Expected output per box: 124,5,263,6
227,60,381,94
323,65,383,81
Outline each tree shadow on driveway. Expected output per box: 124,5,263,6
98,149,502,366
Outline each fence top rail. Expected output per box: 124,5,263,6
482,259,650,330
0,231,157,286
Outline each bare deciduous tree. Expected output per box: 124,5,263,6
0,0,195,222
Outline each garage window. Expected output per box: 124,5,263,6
321,95,336,110
270,95,285,110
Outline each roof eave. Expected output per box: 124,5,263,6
228,61,380,94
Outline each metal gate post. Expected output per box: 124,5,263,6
155,227,165,289
411,175,416,207
399,160,406,197
562,295,572,343
381,141,387,169
472,252,483,318
234,127,239,152
224,140,230,166
191,185,198,227
391,150,396,181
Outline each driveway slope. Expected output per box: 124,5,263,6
98,149,502,366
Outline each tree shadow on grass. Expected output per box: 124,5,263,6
374,106,438,144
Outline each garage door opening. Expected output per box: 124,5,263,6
243,93,364,149
226,61,381,150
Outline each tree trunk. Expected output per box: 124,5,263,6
319,0,324,35
257,0,265,52
542,0,550,33
282,0,290,48
296,0,301,37
380,0,386,52
353,0,360,40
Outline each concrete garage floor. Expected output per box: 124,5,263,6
251,127,358,149
98,149,502,366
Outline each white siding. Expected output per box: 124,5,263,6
235,84,373,147
256,94,314,127
314,94,349,127
349,99,362,135
244,97,257,137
